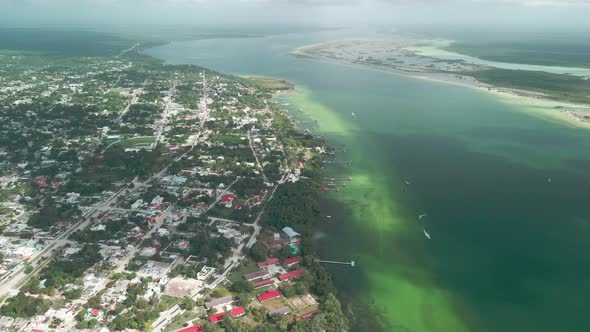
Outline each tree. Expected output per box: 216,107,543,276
316,293,349,332
64,288,82,300
201,321,223,332
211,286,230,298
87,295,101,309
221,316,246,332
237,292,251,307
279,284,296,298
252,323,280,332
231,280,253,293
110,315,127,331
294,282,307,295
278,244,293,259
87,319,97,329
249,241,269,261
28,203,60,229
248,307,268,323
0,292,50,318
180,296,194,310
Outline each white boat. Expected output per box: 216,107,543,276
548,178,551,183
418,214,427,220
405,180,411,185
423,229,431,239
351,112,356,117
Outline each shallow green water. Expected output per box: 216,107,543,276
147,31,590,332
408,41,590,77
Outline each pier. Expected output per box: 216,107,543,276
316,259,355,267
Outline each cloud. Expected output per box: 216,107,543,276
470,0,590,5
1,0,589,27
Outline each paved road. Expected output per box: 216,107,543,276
0,187,127,298
0,144,193,298
247,129,268,183
151,173,288,331
117,42,141,58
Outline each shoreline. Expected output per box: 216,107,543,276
278,85,469,332
292,45,590,131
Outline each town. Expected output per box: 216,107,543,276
0,45,347,331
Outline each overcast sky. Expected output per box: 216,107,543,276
1,0,589,29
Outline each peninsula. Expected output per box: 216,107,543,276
292,37,590,128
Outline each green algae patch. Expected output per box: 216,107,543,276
338,171,406,234
286,85,357,134
366,261,470,332
284,82,470,331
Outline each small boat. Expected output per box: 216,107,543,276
548,178,551,183
326,215,332,218
405,180,411,185
352,112,356,117
418,214,427,220
423,229,431,239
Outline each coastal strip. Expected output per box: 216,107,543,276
291,40,590,130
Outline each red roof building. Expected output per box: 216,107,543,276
177,325,203,332
209,307,246,324
90,309,100,317
230,306,245,317
284,256,300,266
296,309,319,321
280,269,302,281
220,194,236,203
257,258,279,268
35,176,48,187
254,279,273,289
250,196,261,207
209,313,224,324
257,289,281,302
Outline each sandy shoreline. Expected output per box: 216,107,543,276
292,44,590,130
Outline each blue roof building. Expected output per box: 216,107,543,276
282,227,300,239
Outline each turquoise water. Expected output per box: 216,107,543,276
408,42,590,77
147,31,590,332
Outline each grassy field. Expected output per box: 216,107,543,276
163,311,203,332
246,76,294,91
0,183,32,204
113,136,156,148
227,259,259,284
159,295,181,311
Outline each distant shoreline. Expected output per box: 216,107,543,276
291,43,590,130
